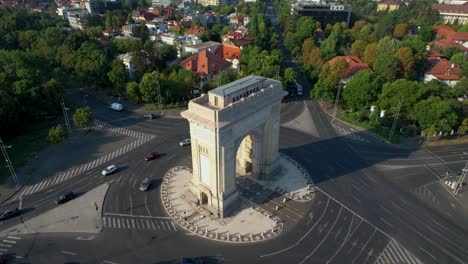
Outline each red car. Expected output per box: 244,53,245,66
144,152,160,161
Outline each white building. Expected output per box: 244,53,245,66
199,0,239,6
184,41,221,56
158,33,202,57
152,0,173,7
118,52,135,79
146,22,169,35
67,8,88,29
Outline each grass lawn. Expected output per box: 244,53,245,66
0,122,53,184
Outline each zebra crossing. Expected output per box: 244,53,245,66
12,121,155,200
103,214,177,232
375,239,423,264
332,124,370,143
375,164,417,170
95,119,154,140
425,163,453,179
413,185,440,207
0,236,22,258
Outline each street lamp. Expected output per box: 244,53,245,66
0,138,19,185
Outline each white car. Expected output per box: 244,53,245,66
102,165,117,176
179,138,191,147
139,178,151,191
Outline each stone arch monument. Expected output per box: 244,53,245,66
181,75,287,218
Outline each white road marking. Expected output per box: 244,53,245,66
352,230,375,264
171,221,177,231
103,260,118,264
167,154,176,160
419,246,437,260
0,244,12,248
3,240,16,244
61,250,77,255
0,249,7,252
7,236,20,240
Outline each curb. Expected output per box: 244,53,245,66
160,166,283,244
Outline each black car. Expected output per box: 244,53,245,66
0,208,20,221
144,113,159,120
56,192,75,204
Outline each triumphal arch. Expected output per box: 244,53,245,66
181,75,287,218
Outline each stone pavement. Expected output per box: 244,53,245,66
0,184,109,236
161,155,314,243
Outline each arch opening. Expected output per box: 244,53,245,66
235,133,258,177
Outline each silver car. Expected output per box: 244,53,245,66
102,165,117,176
179,138,191,147
140,178,151,191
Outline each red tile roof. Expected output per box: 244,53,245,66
215,44,241,61
432,3,468,14
326,56,372,77
426,57,460,81
430,25,468,51
184,26,207,36
222,32,255,47
142,12,157,21
427,49,445,58
453,32,468,41
180,50,231,75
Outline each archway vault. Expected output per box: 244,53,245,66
181,75,287,218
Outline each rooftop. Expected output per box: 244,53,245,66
209,75,267,97
185,41,220,50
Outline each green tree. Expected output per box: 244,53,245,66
107,59,128,96
351,40,366,58
126,81,141,103
73,107,94,128
295,17,316,43
378,79,425,120
450,53,467,65
48,124,65,143
105,11,113,30
414,96,460,134
313,79,333,101
362,42,377,67
139,71,160,103
374,37,401,81
395,47,415,78
283,68,297,86
418,25,434,42
393,23,409,39
302,38,322,66
342,70,381,112
459,118,468,134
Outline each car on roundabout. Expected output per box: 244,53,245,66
102,165,117,176
139,178,151,191
179,138,191,147
144,152,160,161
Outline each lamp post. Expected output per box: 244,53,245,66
0,138,19,185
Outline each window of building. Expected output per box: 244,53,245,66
214,96,218,106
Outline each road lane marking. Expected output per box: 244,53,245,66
171,221,177,231
419,246,437,260
7,236,20,240
3,240,16,244
299,207,343,264
352,229,376,264
61,251,77,255
103,261,118,264
262,196,331,258
0,244,12,248
167,154,176,160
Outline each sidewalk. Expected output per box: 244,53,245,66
0,184,109,236
161,155,314,243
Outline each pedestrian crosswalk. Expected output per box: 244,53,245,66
374,239,423,264
376,164,416,170
426,163,453,179
12,121,155,200
102,215,177,232
332,125,370,143
413,184,440,207
0,236,22,258
95,120,154,140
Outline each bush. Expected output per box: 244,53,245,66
48,125,65,143
73,107,94,128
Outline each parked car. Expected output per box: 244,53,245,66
0,208,20,221
102,165,117,176
109,102,123,112
144,113,159,120
56,191,75,204
144,152,160,161
139,178,151,191
179,138,191,147
296,83,303,96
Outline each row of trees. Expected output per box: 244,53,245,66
273,0,467,136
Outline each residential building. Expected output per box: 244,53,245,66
228,13,250,26
122,24,140,37
221,31,255,49
428,25,468,52
291,0,352,28
67,8,87,29
184,41,221,56
326,56,372,83
146,22,169,35
159,33,202,57
215,44,241,68
180,49,232,87
118,52,135,79
199,0,238,6
152,0,173,7
432,3,468,24
184,26,208,37
377,0,405,12
424,57,460,87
